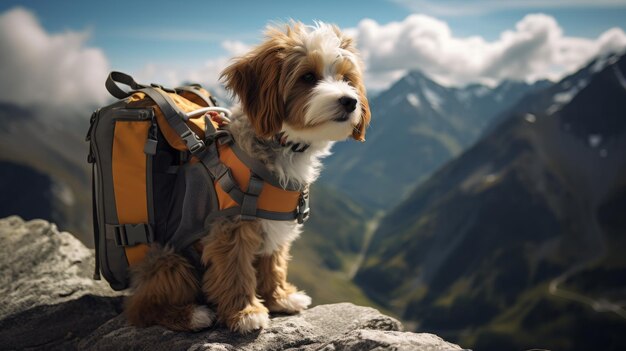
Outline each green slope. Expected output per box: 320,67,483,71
289,184,384,309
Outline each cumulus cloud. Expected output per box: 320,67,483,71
0,7,110,108
351,13,626,89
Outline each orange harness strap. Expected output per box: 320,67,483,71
215,144,301,213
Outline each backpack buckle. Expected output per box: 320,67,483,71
181,130,205,154
107,223,153,247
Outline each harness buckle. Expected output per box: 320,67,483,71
205,130,233,146
296,190,310,224
181,130,205,154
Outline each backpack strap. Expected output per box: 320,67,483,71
175,85,218,108
106,72,202,151
106,72,209,155
90,161,101,280
228,143,302,192
105,71,149,99
139,87,207,154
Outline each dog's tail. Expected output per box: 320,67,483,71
124,245,215,331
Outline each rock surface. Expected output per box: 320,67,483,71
0,216,466,351
0,216,120,319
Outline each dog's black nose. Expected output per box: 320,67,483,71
338,96,357,113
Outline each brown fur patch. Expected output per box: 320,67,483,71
200,218,268,330
255,245,298,312
339,38,371,141
125,245,202,331
352,75,371,141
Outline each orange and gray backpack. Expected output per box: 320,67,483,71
86,72,310,290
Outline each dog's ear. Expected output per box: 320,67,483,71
221,39,285,138
352,78,371,142
331,25,370,141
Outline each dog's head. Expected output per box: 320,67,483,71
221,21,370,143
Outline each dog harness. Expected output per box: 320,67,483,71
139,87,311,251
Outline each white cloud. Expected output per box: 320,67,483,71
352,13,626,89
393,0,626,17
134,40,251,100
2,7,625,107
0,7,110,109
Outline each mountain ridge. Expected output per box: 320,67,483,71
353,52,626,350
322,69,552,210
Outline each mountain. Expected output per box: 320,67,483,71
353,52,626,351
0,104,93,240
321,71,551,210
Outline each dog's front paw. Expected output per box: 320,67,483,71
269,291,312,314
189,305,217,331
230,304,270,334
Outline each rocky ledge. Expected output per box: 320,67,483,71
0,216,465,351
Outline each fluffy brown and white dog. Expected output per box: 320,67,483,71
125,21,370,334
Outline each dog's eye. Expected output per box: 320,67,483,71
301,73,317,83
342,75,351,83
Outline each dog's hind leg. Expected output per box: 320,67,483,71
256,244,311,314
125,245,215,331
201,220,269,334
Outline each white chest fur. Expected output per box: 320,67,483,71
258,220,303,255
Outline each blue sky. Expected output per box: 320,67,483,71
1,0,410,70
1,0,626,107
2,0,625,71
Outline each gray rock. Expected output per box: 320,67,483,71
0,294,123,350
79,303,464,351
318,330,463,351
0,216,122,319
0,216,466,351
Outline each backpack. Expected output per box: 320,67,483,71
86,72,310,290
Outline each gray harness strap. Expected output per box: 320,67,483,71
175,85,217,108
139,88,207,154
194,139,307,222
229,143,303,192
241,175,264,221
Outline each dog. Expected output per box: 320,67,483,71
125,21,370,334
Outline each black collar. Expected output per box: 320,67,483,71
274,132,310,153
